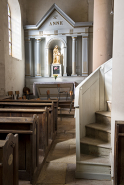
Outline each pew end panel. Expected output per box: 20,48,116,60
0,115,39,184
0,133,18,185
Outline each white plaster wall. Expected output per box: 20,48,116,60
93,0,113,71
0,0,25,96
0,0,6,95
111,0,124,177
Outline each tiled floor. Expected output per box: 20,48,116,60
36,115,112,185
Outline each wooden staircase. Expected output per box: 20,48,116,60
76,101,112,180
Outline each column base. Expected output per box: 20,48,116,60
35,75,42,77
82,73,88,77
44,74,50,77
63,73,67,77
71,74,77,77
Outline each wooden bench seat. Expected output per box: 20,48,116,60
0,133,18,185
0,102,55,142
0,108,48,153
0,99,58,131
0,115,39,183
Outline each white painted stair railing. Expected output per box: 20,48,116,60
74,58,112,179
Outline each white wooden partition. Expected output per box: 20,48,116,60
75,58,112,173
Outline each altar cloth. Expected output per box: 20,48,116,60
33,81,76,97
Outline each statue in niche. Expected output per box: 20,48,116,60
53,45,61,64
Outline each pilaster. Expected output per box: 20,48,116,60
45,47,50,77
71,37,77,76
82,36,88,76
63,47,67,76
36,39,41,77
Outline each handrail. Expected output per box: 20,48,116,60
74,66,101,107
74,58,112,108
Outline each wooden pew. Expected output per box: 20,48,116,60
0,115,39,183
0,133,18,185
29,100,58,132
0,108,49,156
0,99,58,131
0,102,55,142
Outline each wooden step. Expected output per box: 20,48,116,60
80,137,111,157
80,154,111,165
86,123,111,142
107,101,112,112
76,154,111,180
95,111,111,125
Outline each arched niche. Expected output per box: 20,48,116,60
8,0,22,60
46,37,67,76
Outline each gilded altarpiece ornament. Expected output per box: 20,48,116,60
51,45,62,77
53,45,61,64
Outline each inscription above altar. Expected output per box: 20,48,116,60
49,21,63,26
39,10,73,31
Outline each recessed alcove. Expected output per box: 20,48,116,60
47,38,65,76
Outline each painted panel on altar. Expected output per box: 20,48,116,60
51,64,62,77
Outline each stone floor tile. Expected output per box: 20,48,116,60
19,181,31,185
65,163,76,184
36,112,112,185
65,129,76,135
59,138,76,145
46,152,76,164
56,133,75,139
69,145,76,155
37,162,67,184
50,141,70,152
57,125,75,132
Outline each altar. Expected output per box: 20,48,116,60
33,81,75,100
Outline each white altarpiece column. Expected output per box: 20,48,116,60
71,37,77,76
63,46,67,76
82,36,88,76
45,47,50,77
36,39,41,76
25,39,32,76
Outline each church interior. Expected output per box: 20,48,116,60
0,0,123,184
